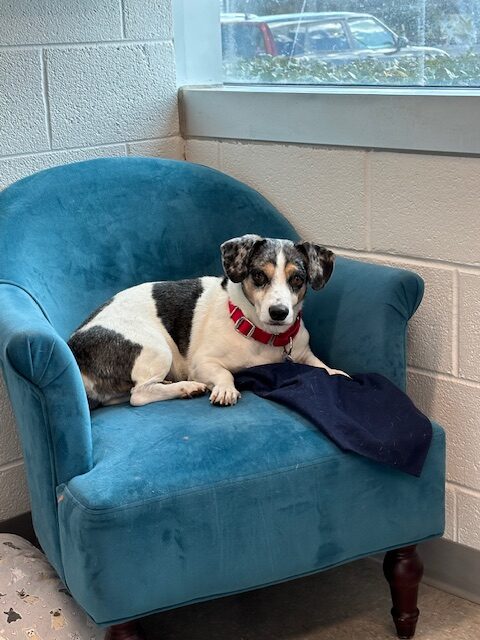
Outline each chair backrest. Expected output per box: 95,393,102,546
0,158,298,338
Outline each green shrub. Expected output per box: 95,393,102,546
224,52,480,86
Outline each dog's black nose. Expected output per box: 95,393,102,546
269,304,289,322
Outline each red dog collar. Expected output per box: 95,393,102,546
228,300,301,347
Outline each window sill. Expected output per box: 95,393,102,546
179,85,480,155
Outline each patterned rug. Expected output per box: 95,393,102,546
0,534,104,640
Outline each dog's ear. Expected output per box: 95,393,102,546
294,241,335,290
221,234,265,283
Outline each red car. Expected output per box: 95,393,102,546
221,13,277,57
221,12,447,63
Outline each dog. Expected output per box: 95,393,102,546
68,235,347,408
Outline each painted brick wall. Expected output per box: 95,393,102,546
0,0,183,192
185,138,480,551
0,0,182,520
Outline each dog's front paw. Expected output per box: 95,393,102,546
210,385,241,406
180,381,208,398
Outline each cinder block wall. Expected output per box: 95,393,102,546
185,139,480,551
0,0,182,520
0,0,182,191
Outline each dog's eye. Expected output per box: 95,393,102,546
251,270,268,287
290,275,305,288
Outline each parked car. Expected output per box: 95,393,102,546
221,12,447,62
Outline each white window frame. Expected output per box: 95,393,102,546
173,0,480,155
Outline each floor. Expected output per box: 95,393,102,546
141,559,480,640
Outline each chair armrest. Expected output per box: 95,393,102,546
303,257,424,390
0,284,93,483
0,284,92,574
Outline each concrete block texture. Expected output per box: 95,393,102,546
221,142,367,249
185,139,220,169
457,490,480,550
0,50,48,156
362,257,454,374
0,0,122,46
405,265,454,374
123,0,173,40
127,136,184,159
46,42,178,148
0,377,22,467
444,484,456,541
408,371,480,491
459,273,480,382
0,464,30,521
370,152,480,265
0,145,126,191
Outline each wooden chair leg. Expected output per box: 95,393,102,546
383,545,424,639
105,620,145,640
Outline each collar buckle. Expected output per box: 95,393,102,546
234,316,256,338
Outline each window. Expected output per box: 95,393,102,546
305,21,350,53
222,21,268,60
348,18,397,50
220,1,480,87
268,20,350,56
176,0,480,155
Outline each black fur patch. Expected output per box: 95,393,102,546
152,279,204,356
293,241,335,290
221,276,228,290
68,326,142,401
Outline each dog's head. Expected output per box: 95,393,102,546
221,234,334,330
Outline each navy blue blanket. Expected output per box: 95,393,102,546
234,362,432,477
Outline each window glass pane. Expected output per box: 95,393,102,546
349,18,396,49
222,22,266,59
220,1,480,87
305,21,350,52
269,20,349,55
269,22,307,56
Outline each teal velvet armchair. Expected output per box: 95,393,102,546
0,158,445,639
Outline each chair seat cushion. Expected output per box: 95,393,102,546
57,393,445,625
